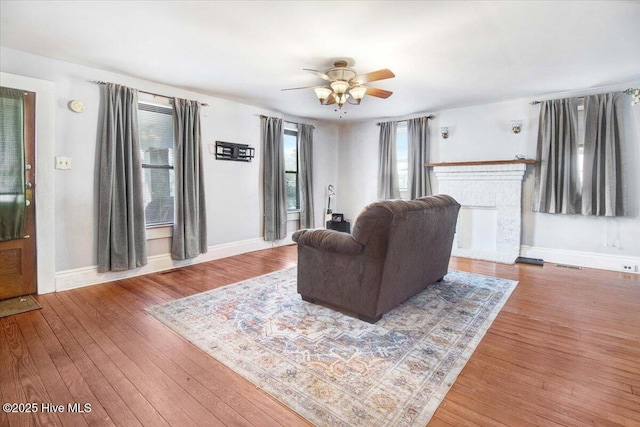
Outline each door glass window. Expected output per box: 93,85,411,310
0,88,26,241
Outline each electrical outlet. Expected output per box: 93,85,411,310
55,156,72,170
621,264,638,273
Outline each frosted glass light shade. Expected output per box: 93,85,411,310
330,80,349,96
336,93,349,107
350,86,367,103
314,87,332,103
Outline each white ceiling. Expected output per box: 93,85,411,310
1,1,639,122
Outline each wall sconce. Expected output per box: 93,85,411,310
440,127,449,139
511,120,523,134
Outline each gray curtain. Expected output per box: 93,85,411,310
532,98,581,214
582,93,623,216
0,88,26,242
171,98,207,259
262,116,287,241
299,123,315,229
407,116,432,199
377,121,400,200
97,83,147,272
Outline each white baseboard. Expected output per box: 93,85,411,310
55,235,295,292
54,240,637,292
520,245,640,274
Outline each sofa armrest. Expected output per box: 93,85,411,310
292,229,363,255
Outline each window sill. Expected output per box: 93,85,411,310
146,225,173,240
287,211,300,221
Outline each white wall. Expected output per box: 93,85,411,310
338,85,640,267
2,44,637,282
0,48,338,285
336,121,379,223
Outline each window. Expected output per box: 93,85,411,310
396,123,409,199
283,128,300,211
138,102,175,226
576,100,585,186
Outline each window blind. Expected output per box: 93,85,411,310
138,102,175,226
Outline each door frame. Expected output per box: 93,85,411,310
1,72,56,294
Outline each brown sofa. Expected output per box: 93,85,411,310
292,194,460,323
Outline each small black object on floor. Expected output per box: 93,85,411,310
515,256,544,266
326,218,350,233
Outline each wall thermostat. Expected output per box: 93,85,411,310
68,100,85,113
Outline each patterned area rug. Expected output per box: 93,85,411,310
147,268,517,426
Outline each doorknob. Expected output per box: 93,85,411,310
26,181,32,188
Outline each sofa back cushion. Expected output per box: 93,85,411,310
380,195,460,310
352,195,460,313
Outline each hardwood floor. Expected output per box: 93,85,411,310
1,245,639,426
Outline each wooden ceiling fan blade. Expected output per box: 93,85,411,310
303,68,331,81
365,87,393,99
353,69,395,84
281,85,322,91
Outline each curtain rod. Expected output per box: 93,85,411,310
530,97,584,106
529,88,637,106
285,120,315,130
91,81,209,106
259,115,315,129
376,114,435,126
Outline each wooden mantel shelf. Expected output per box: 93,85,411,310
425,159,536,167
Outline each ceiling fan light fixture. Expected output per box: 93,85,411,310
330,80,349,96
282,60,395,113
350,86,367,104
314,87,332,104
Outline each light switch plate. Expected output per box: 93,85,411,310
55,156,72,170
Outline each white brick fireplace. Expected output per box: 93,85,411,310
431,160,533,264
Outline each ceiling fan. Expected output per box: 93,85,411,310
282,59,395,109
